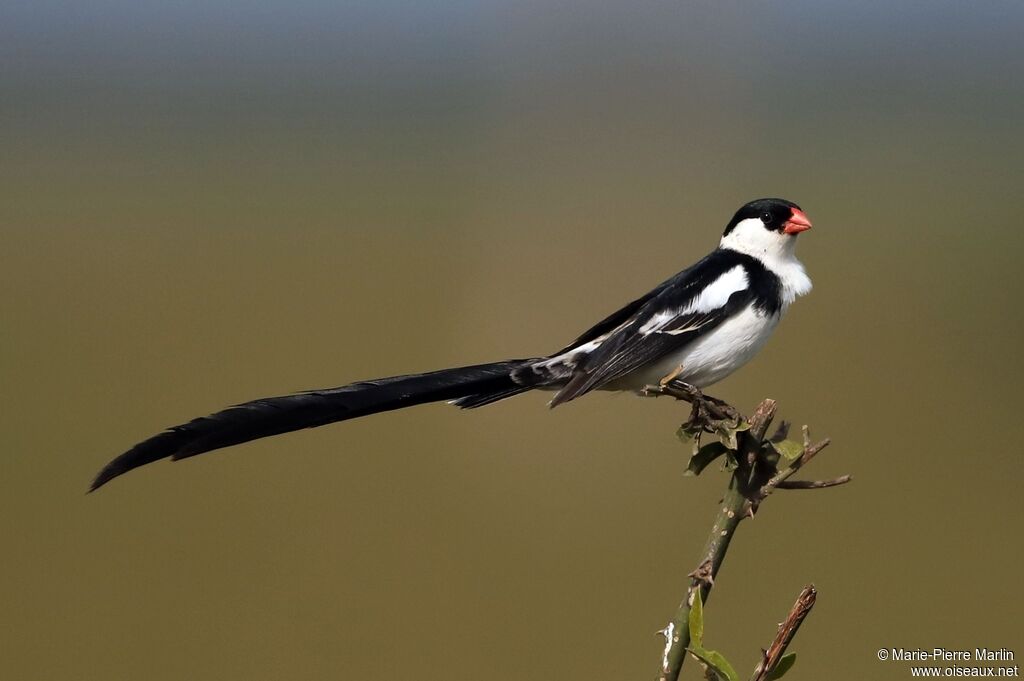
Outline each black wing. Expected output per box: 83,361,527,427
549,251,757,406
551,281,671,356
549,289,752,405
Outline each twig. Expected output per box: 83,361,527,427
751,585,817,681
750,433,833,513
776,475,853,490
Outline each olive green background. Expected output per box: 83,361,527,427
3,2,1022,679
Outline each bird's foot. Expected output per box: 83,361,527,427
701,393,741,423
659,380,741,425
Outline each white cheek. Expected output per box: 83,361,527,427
724,218,780,252
719,218,802,266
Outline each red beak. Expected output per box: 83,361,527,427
783,208,813,234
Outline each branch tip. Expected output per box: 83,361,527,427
776,475,853,490
751,585,818,681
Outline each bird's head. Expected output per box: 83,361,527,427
719,198,812,261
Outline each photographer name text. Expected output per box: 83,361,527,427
883,649,1015,662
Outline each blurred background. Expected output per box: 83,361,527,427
3,1,1022,679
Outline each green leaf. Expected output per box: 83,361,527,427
686,442,728,477
721,450,739,472
677,425,697,444
687,647,740,681
714,419,749,450
686,591,740,681
769,439,804,461
765,652,797,680
688,590,705,648
718,429,739,450
677,423,704,455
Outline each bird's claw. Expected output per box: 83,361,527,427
671,383,741,430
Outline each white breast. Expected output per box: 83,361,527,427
608,304,780,390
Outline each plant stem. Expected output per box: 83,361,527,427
659,473,748,681
659,400,777,681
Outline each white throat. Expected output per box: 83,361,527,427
719,217,812,307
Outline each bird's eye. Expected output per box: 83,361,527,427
760,212,772,224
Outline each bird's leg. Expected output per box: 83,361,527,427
639,378,742,430
659,364,686,387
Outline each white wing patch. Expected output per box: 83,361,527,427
638,310,676,334
639,265,749,335
531,337,605,374
685,265,748,314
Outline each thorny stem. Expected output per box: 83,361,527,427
659,474,748,681
658,399,777,681
652,390,849,681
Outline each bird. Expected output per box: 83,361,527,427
90,198,813,491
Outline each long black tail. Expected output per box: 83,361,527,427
90,359,540,491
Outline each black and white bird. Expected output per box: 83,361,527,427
91,198,813,490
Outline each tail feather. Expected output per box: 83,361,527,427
450,385,532,409
90,359,538,491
